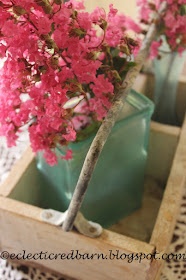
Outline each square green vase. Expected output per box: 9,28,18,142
37,90,154,228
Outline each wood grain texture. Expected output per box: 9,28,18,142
0,103,185,280
150,116,186,279
147,121,180,183
176,75,186,124
8,259,74,280
0,146,34,197
109,176,164,243
0,196,155,280
150,116,186,251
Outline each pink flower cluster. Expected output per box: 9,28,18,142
0,0,139,165
137,0,186,57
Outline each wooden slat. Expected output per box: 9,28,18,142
150,116,186,250
150,116,186,278
177,75,186,124
0,196,156,280
109,176,164,243
147,121,180,183
0,146,34,197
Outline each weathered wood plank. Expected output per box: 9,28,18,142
0,147,34,197
150,116,186,251
150,116,186,278
0,196,155,280
147,121,180,183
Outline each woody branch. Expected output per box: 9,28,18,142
62,1,168,232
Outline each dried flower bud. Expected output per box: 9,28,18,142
0,1,4,7
13,5,26,16
70,28,86,38
33,74,41,82
111,70,122,81
141,30,148,35
13,105,20,110
40,34,58,50
140,19,149,25
54,0,62,5
100,19,107,31
39,65,48,73
127,38,139,47
148,3,156,10
86,51,97,60
181,34,186,46
71,10,78,19
119,44,130,56
50,56,59,69
34,0,53,14
66,3,72,9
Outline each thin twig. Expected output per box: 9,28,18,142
62,1,168,232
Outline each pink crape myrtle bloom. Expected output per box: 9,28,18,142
150,41,162,59
0,0,140,165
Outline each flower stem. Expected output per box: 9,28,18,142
62,1,168,232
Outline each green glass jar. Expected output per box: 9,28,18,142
37,90,154,228
153,49,186,126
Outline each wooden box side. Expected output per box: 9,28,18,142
134,73,186,277
0,174,155,255
0,120,181,236
147,121,180,183
0,147,35,198
150,116,186,253
0,122,180,246
0,133,159,279
148,116,186,279
0,112,184,280
0,195,156,280
0,123,179,200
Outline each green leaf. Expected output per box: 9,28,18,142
119,61,136,80
67,79,77,84
113,56,127,72
110,47,120,57
75,121,101,142
180,5,186,16
125,61,136,70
